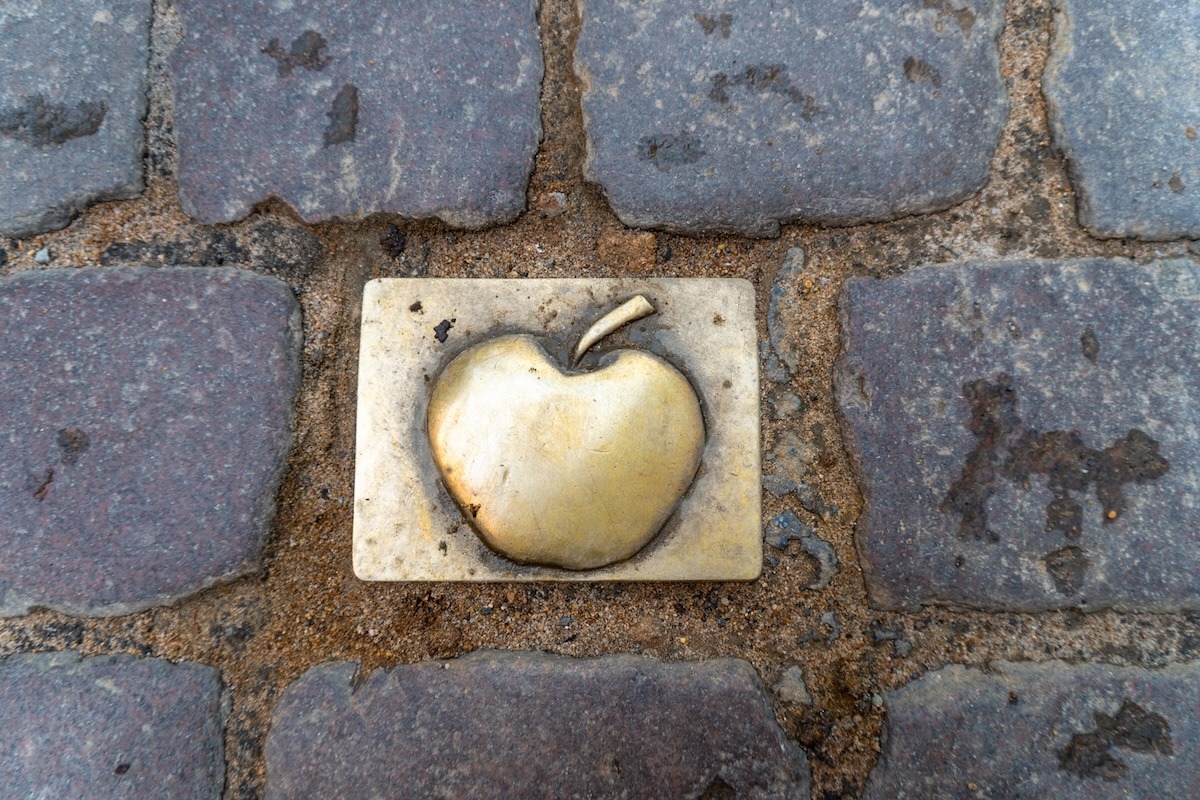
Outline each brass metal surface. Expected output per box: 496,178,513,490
353,278,761,582
427,297,705,570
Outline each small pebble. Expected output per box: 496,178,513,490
34,247,50,264
535,191,568,218
773,666,813,706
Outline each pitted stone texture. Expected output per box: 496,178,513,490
0,0,150,237
0,267,300,616
836,259,1200,611
575,0,1007,236
171,0,542,227
0,652,224,799
1044,0,1200,240
265,651,810,799
864,661,1200,798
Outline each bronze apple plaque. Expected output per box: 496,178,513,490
353,279,760,581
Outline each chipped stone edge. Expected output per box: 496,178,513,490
0,266,302,619
573,0,1010,237
832,272,898,610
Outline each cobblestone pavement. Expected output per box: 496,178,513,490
0,0,1198,797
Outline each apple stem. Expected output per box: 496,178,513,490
571,295,656,367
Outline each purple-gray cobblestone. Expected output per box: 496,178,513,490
837,258,1200,611
575,0,1008,236
265,650,811,799
0,267,300,616
0,0,150,237
1044,0,1200,240
170,0,543,227
0,651,224,799
864,660,1200,798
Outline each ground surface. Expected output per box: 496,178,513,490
1,0,1199,797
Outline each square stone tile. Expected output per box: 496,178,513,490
354,279,761,581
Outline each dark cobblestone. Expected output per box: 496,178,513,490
0,267,300,616
265,651,810,799
575,0,1007,235
864,660,1200,798
0,651,224,799
0,0,150,237
1044,0,1200,240
170,0,543,227
837,258,1200,611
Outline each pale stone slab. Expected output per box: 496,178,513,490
354,278,761,581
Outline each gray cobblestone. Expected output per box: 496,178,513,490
170,0,543,227
0,651,224,799
575,0,1007,235
0,267,300,616
837,258,1200,611
864,660,1200,798
0,0,150,237
265,651,810,799
1044,0,1200,240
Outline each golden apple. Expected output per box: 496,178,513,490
426,297,705,570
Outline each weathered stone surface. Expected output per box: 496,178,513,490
0,0,150,237
266,651,810,799
1044,0,1200,240
836,259,1200,611
575,0,1007,236
864,660,1200,798
0,267,300,616
171,0,542,227
0,651,224,799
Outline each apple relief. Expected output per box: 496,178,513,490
426,296,706,570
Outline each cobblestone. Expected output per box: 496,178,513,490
575,0,1007,235
0,267,300,616
170,0,543,227
0,651,224,799
864,660,1200,798
0,0,150,237
837,258,1200,611
7,0,1200,796
265,651,810,799
1044,0,1200,240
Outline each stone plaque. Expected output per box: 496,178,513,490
353,279,760,581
